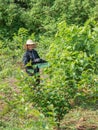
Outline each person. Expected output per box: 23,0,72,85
23,39,42,85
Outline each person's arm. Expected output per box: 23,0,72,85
33,50,47,64
23,52,33,75
23,52,30,66
32,50,40,63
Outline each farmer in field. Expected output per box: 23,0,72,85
23,39,47,85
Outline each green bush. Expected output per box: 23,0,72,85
27,19,98,128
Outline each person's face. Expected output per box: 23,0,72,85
27,44,36,50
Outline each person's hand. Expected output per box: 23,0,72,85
33,58,47,64
34,58,40,62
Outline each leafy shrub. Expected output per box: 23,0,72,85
27,19,98,128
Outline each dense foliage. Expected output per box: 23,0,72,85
0,0,98,38
0,0,98,130
28,20,98,127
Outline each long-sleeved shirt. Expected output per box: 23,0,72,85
23,49,40,75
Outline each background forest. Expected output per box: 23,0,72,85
0,0,98,130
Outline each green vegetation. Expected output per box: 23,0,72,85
0,0,98,130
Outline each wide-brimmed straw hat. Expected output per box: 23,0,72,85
26,39,36,45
